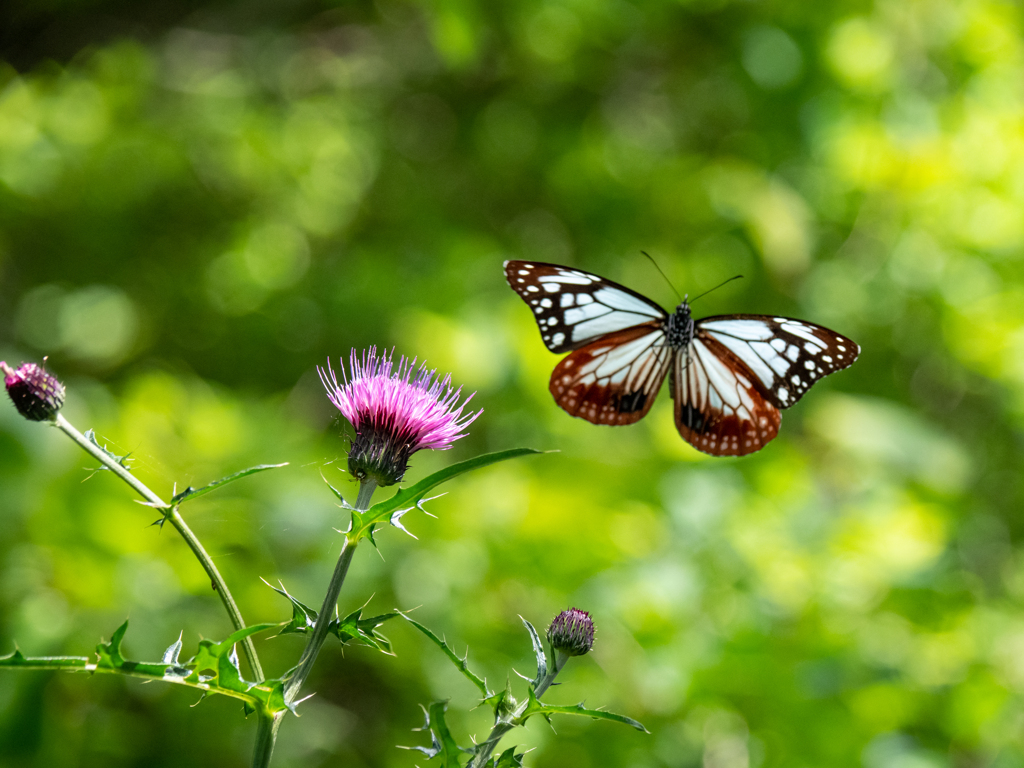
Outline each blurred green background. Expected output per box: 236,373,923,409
1,0,1022,766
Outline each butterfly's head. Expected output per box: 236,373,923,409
666,299,695,350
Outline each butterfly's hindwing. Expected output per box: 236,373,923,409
673,336,781,456
549,323,671,425
504,260,667,353
697,316,860,409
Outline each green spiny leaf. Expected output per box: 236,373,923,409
267,583,397,653
400,704,443,759
173,463,288,504
520,617,548,689
428,701,465,767
520,687,648,732
84,429,133,470
399,612,491,698
493,747,525,767
320,470,357,510
400,702,467,766
1,619,289,717
483,680,517,725
334,606,399,654
264,580,318,635
161,632,183,665
354,448,542,537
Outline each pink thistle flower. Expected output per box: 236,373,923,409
2,360,65,422
319,347,482,487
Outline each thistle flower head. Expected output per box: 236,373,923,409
547,607,595,657
2,361,65,422
319,347,482,487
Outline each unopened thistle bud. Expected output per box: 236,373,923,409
319,347,481,487
2,361,65,422
547,607,595,657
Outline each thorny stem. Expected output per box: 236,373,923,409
52,414,264,682
468,651,569,768
247,479,377,768
284,478,377,704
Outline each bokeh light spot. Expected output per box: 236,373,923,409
742,26,803,90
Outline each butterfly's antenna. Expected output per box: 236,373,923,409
689,274,744,305
641,251,684,304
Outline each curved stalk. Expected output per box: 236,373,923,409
53,414,264,682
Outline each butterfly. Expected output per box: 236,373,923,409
505,260,860,456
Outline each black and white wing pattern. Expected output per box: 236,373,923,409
504,260,667,353
672,316,860,456
505,259,861,457
672,334,782,456
696,316,860,409
549,322,672,425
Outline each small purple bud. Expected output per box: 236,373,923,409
547,607,595,657
2,361,65,422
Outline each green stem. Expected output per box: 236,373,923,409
52,414,264,682
248,479,376,768
467,652,568,768
283,479,376,704
252,712,282,768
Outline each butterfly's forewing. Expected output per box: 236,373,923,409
697,316,860,408
550,323,672,425
504,260,667,353
672,336,781,456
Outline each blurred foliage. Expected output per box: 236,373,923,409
2,0,1024,766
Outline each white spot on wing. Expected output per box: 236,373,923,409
538,274,593,285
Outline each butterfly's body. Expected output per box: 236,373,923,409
505,260,860,457
665,302,696,350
